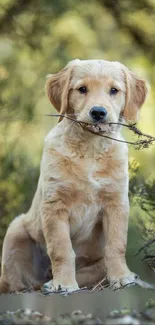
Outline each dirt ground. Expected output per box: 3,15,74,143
1,303,155,325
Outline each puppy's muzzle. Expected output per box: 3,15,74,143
89,106,107,122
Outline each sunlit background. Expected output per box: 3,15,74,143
0,0,155,260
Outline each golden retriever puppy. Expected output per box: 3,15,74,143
0,59,148,293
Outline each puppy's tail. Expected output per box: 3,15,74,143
0,277,9,293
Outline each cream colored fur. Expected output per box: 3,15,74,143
0,59,148,293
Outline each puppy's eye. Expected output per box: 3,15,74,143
109,88,119,95
78,86,88,94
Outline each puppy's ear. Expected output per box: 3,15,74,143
122,68,148,123
46,66,73,122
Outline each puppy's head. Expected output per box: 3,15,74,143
46,59,148,132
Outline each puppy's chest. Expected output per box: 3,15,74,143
70,202,102,242
71,152,118,193
69,154,119,240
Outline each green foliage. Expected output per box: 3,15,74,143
0,0,155,256
129,159,155,232
0,146,39,253
129,159,155,264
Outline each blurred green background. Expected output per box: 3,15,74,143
0,0,155,260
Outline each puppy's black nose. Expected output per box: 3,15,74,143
90,106,107,122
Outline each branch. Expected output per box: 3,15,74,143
142,255,155,261
136,239,155,256
46,114,155,149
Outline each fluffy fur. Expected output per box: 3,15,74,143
0,59,148,293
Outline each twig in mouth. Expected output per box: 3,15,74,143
45,114,89,126
45,114,155,149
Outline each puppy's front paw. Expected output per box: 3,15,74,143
43,279,79,293
110,272,139,290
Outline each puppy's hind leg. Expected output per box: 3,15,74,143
76,258,106,289
0,215,44,293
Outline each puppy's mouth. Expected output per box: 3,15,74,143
85,122,116,134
